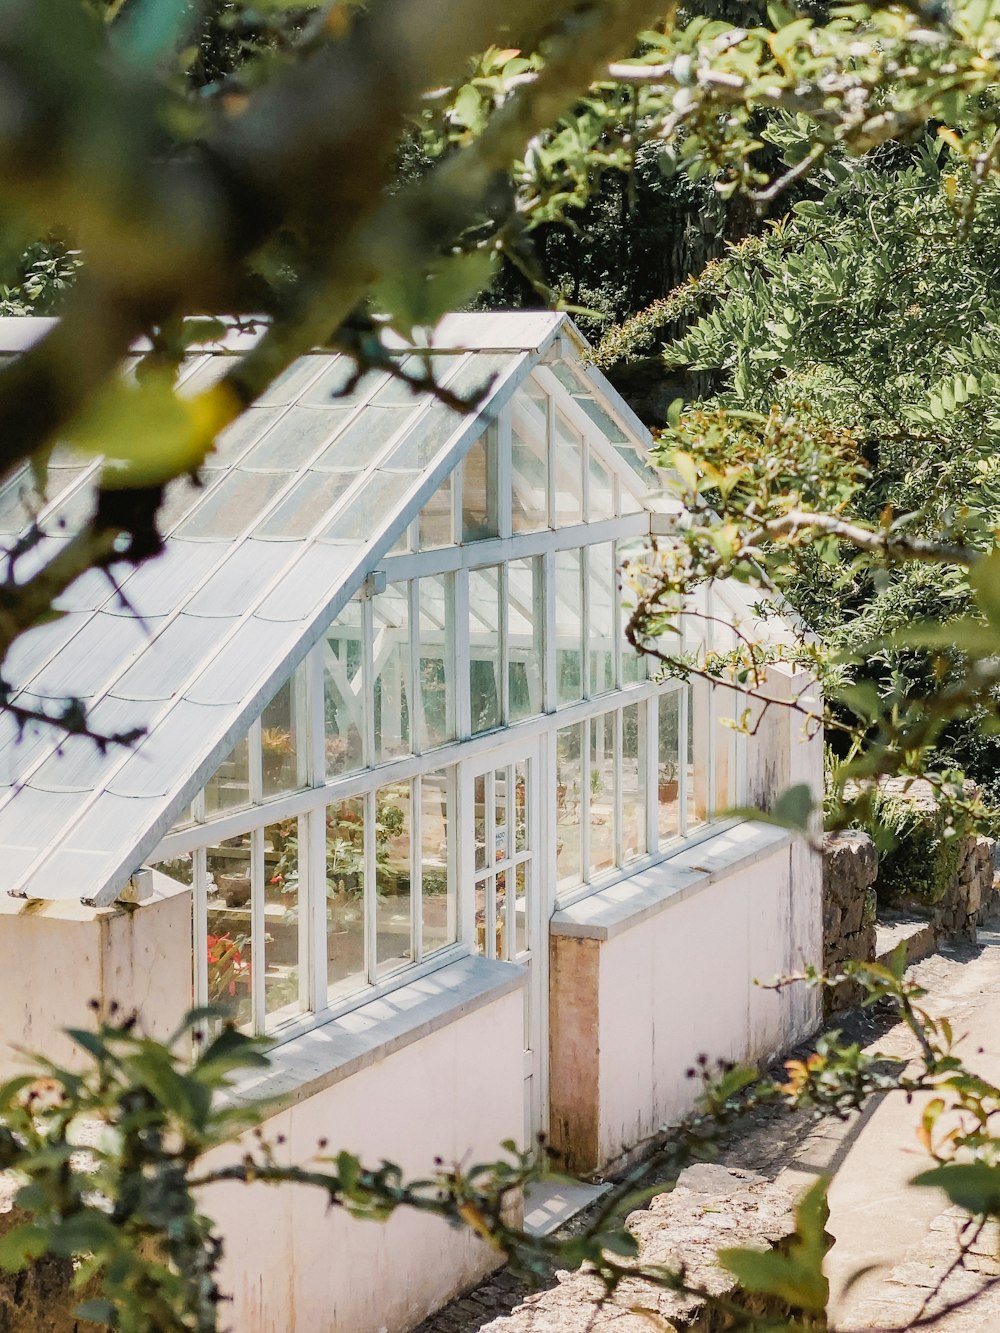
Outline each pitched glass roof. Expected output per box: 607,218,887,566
0,312,662,906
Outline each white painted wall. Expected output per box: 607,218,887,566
596,841,817,1163
202,987,524,1333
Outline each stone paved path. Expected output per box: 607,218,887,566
415,931,1000,1333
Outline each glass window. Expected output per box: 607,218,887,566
418,575,454,750
420,770,455,955
204,735,250,817
553,413,584,526
657,690,682,846
508,557,542,724
323,601,365,776
373,582,411,763
622,702,645,863
556,724,583,892
689,679,710,831
588,449,616,521
469,566,502,734
418,471,453,549
261,670,305,799
205,829,253,1029
264,818,301,1024
375,779,412,976
554,548,583,707
588,543,615,696
715,687,738,816
462,428,499,541
512,420,548,533
326,798,366,1002
589,714,614,878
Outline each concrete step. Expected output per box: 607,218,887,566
875,915,937,969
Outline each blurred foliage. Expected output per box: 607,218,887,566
617,142,1000,819
7,956,1000,1330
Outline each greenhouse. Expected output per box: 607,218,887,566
0,312,822,1333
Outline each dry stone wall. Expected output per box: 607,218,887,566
823,831,878,1011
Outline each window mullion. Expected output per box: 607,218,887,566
409,580,423,753
679,686,689,838
499,563,510,726
362,597,375,767
249,719,263,804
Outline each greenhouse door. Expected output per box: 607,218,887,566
463,741,546,1149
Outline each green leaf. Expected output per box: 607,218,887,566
0,1223,49,1272
49,1213,119,1258
912,1163,1000,1215
729,782,815,833
719,1177,830,1313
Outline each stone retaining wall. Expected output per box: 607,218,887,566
823,831,878,1011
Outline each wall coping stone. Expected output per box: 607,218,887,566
550,822,794,942
224,955,525,1115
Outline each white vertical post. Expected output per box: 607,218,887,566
454,569,471,740
304,808,326,1012
364,788,377,983
193,846,208,1009
412,775,423,963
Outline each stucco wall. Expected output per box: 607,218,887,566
0,880,191,1079
202,985,524,1333
595,843,808,1164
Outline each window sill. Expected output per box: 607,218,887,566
550,822,794,943
223,954,526,1114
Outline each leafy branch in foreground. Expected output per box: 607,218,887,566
6,955,1000,1333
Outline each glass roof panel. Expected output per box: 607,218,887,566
240,405,355,471
301,358,387,406
253,354,326,406
23,611,162,700
321,472,407,543
203,405,285,470
378,401,463,471
185,540,288,616
311,405,417,471
176,354,238,398
255,470,358,539
172,470,289,540
113,612,237,701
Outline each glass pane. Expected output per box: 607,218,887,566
421,770,454,955
495,767,510,864
553,412,584,526
589,714,614,877
418,471,452,549
587,449,615,521
622,702,645,863
474,773,488,872
556,724,583,893
373,582,411,763
715,688,738,816
508,557,542,724
462,428,499,541
515,862,528,955
241,406,354,471
205,830,252,1029
204,735,250,817
588,542,615,696
255,471,356,538
375,780,412,975
658,690,681,845
515,761,528,852
323,601,365,776
174,470,288,540
264,819,300,1025
313,405,416,470
326,798,366,1001
418,575,454,750
474,877,491,957
152,853,194,886
554,548,583,706
689,680,710,830
261,670,304,799
512,419,548,533
621,566,646,688
469,566,501,734
496,869,509,960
